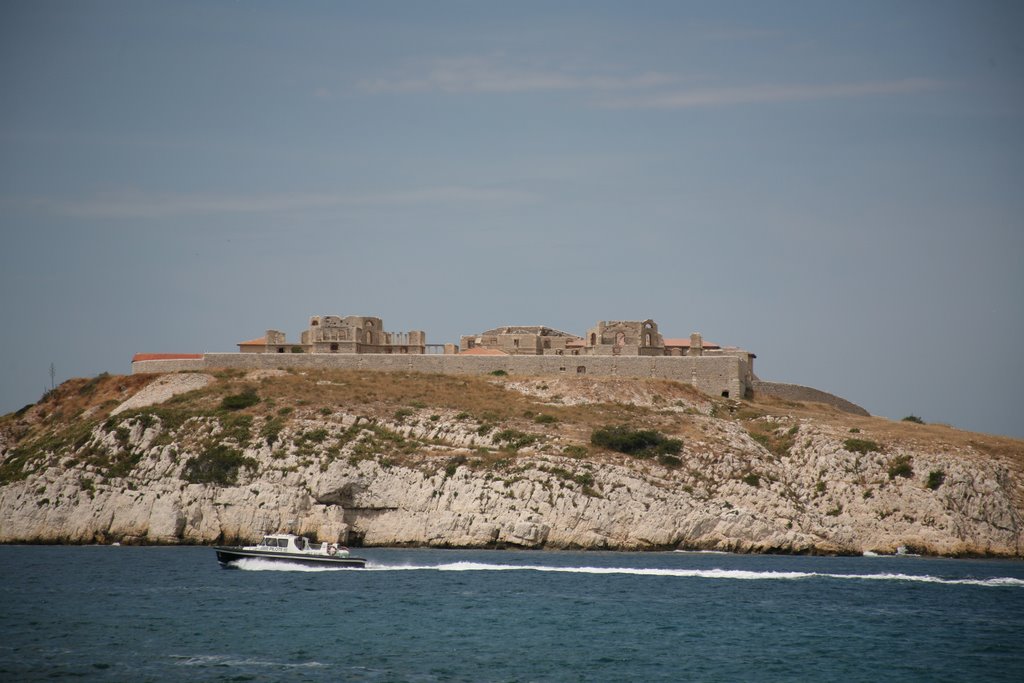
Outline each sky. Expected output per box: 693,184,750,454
1,1,1022,438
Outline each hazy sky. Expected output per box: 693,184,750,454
1,1,1022,438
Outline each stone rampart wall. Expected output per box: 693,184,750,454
133,353,748,398
130,358,207,373
752,381,869,416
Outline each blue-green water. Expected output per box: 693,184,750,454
1,547,1022,682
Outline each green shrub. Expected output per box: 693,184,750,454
849,427,860,433
220,414,253,444
394,408,413,421
926,469,945,490
887,454,913,480
490,369,508,377
658,454,682,468
444,455,467,478
303,429,329,444
902,415,925,424
493,429,537,451
260,418,285,445
563,445,588,458
590,425,682,458
574,472,595,487
843,438,880,454
220,389,259,411
183,444,257,486
291,346,304,353
533,413,558,425
742,473,760,488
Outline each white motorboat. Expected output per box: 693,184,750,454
214,533,366,568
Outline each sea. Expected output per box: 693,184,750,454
1,546,1022,682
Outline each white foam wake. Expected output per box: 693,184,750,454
362,562,1024,587
230,558,360,572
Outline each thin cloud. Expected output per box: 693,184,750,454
10,186,537,219
599,78,947,109
360,57,676,94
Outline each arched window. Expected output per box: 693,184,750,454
589,333,596,346
645,333,652,346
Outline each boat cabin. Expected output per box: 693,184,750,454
258,534,316,552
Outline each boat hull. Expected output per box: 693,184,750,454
214,546,367,568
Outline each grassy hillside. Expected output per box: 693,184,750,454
3,368,1020,505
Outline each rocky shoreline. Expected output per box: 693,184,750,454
1,370,1021,557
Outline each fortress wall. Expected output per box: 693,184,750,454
133,353,748,397
130,358,206,373
752,381,869,416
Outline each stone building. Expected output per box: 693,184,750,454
237,315,426,355
462,319,672,357
140,314,757,400
459,326,581,356
584,320,664,356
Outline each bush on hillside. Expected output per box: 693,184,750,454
220,389,259,411
887,454,914,480
183,444,257,486
843,438,880,455
591,425,682,458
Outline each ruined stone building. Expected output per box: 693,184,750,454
459,320,732,360
583,320,664,356
237,316,426,355
459,326,581,356
135,314,757,400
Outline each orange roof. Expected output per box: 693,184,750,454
132,353,203,362
237,337,266,346
459,347,509,356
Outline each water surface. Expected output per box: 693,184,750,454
1,546,1021,681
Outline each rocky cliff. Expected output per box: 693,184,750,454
1,369,1021,556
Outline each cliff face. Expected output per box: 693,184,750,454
1,370,1021,556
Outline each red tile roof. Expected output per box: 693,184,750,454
237,337,267,346
132,353,203,362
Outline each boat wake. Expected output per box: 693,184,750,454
231,558,361,572
226,557,1023,587
362,562,1024,587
